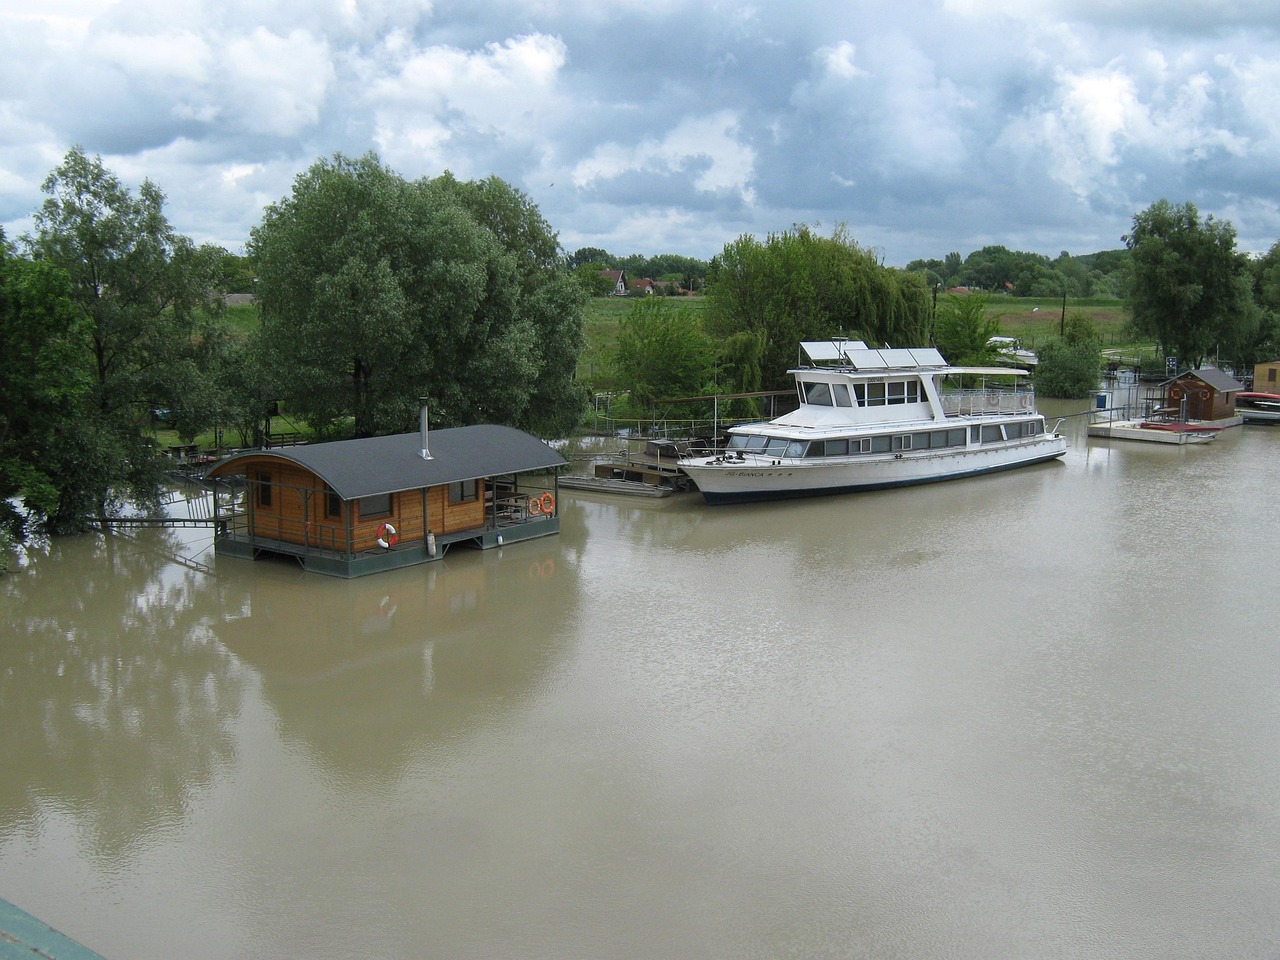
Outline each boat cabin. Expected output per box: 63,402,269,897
1162,369,1244,423
205,424,564,578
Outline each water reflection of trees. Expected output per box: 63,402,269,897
208,543,580,781
0,530,243,859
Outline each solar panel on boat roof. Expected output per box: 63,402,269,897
801,340,868,362
878,348,919,368
909,348,947,366
845,349,888,369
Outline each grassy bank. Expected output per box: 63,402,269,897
987,296,1131,348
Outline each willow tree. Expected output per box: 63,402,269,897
250,155,585,439
704,225,931,391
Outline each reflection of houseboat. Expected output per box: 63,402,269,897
678,341,1067,504
205,422,564,577
1236,392,1280,424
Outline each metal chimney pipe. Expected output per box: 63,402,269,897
419,399,432,460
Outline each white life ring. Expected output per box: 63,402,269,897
376,522,398,549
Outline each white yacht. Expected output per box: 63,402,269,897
678,340,1067,504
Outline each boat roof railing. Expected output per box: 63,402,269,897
799,341,948,371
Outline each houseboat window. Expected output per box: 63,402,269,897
1269,369,1277,383
256,473,271,507
870,435,891,453
951,428,966,446
891,434,913,451
970,426,981,443
802,381,834,405
449,479,479,503
740,435,769,451
851,383,866,406
358,493,392,518
832,383,853,407
865,383,887,406
823,439,849,456
887,381,906,404
785,440,808,458
852,438,871,453
763,437,791,457
981,425,1003,443
325,487,342,518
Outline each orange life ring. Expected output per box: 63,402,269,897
376,522,398,549
1169,386,1184,400
540,492,554,514
1200,389,1210,401
528,496,542,516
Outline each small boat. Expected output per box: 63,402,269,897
678,341,1067,504
1236,391,1280,424
557,475,673,497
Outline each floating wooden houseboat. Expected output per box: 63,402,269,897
205,423,564,578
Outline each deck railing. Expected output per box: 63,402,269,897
941,389,1037,416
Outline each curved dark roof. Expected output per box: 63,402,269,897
206,424,565,500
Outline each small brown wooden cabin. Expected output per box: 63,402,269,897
205,424,565,577
1163,368,1244,422
1253,359,1280,392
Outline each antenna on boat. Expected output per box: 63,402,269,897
419,398,433,460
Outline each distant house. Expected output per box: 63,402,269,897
1163,368,1245,423
205,424,565,578
628,277,656,295
599,269,628,296
1252,359,1280,392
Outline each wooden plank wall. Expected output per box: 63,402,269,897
228,456,488,553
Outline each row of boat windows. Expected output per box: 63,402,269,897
726,420,1045,458
800,379,921,407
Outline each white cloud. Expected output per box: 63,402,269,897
815,41,867,81
222,28,334,136
571,111,757,203
368,33,568,171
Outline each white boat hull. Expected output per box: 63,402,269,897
680,436,1067,504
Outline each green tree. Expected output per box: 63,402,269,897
429,173,587,437
0,237,85,536
1035,337,1102,398
574,262,617,297
613,299,714,413
1124,200,1254,368
20,148,225,529
704,225,930,391
251,154,585,439
933,292,999,365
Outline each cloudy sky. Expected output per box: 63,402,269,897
2,0,1278,266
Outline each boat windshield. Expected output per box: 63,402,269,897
726,435,807,457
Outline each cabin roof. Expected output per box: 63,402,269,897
206,424,565,500
1167,368,1245,392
